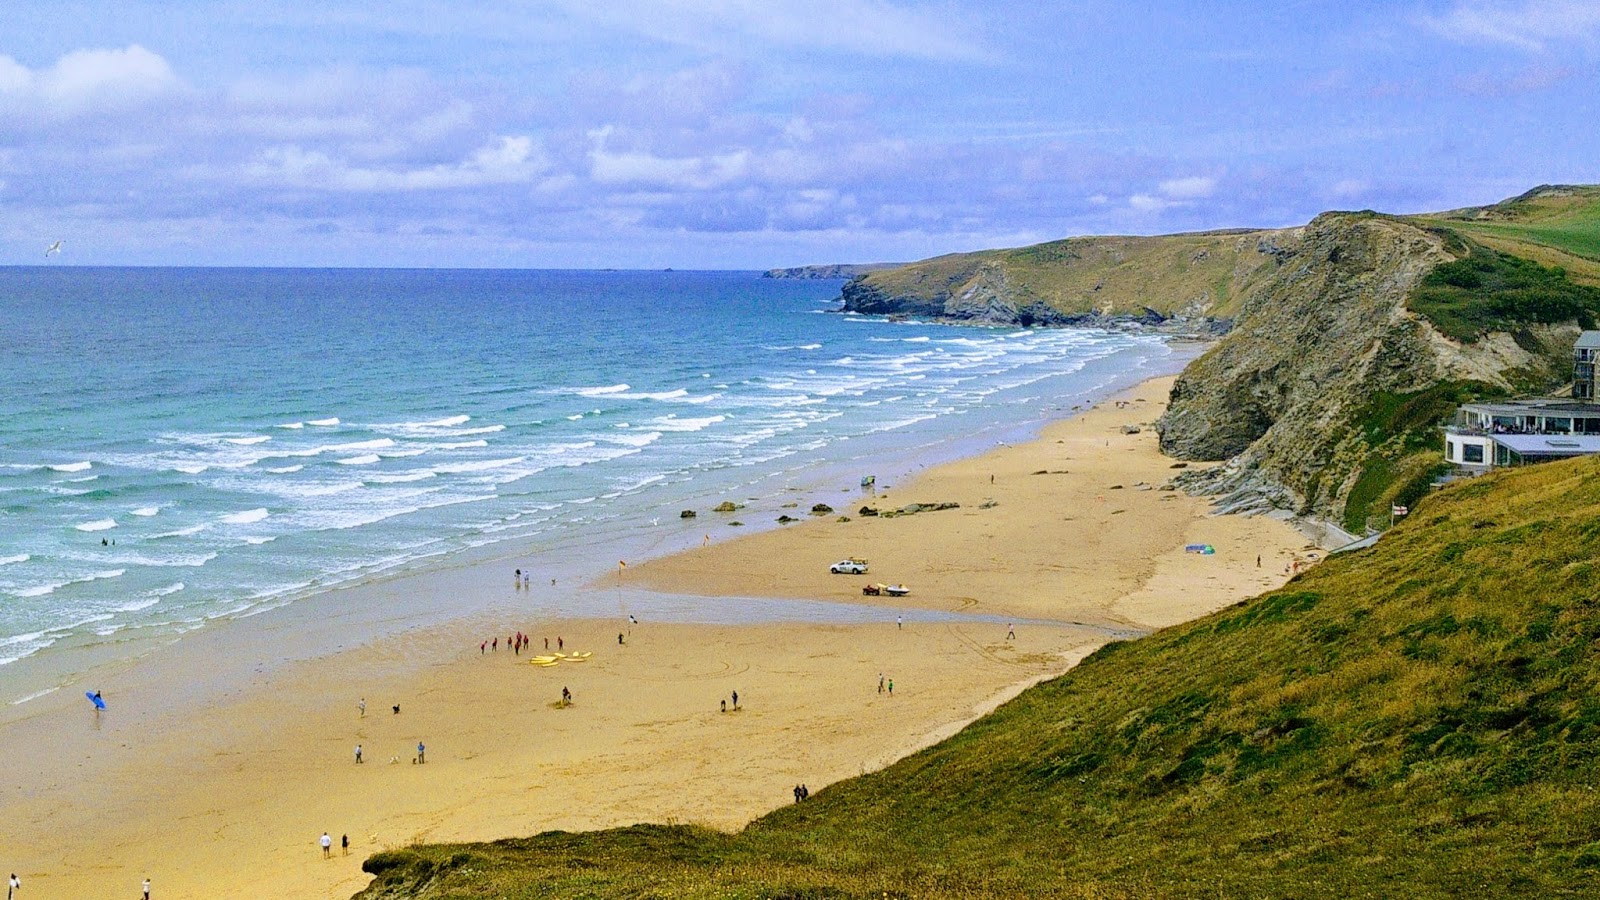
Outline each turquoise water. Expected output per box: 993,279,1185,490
0,267,1177,672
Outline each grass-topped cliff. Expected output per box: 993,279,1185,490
841,228,1283,329
1158,187,1600,532
356,455,1600,899
838,186,1600,532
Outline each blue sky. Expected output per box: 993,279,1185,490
0,0,1596,268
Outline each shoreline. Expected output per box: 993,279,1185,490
0,372,1310,899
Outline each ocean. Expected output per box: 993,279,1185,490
0,267,1182,690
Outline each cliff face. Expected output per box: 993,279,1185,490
1157,212,1578,529
836,186,1599,533
840,230,1285,332
764,263,901,279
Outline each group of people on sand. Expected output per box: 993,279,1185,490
792,783,810,803
512,568,555,588
719,690,740,713
482,632,562,655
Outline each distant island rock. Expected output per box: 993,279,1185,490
763,263,903,279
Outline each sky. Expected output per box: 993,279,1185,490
0,0,1597,268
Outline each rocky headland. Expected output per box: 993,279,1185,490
835,185,1600,533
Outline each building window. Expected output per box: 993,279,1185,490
1464,444,1485,463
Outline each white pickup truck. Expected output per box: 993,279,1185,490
829,558,869,575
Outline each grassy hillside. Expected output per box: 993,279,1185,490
850,228,1280,322
357,457,1600,899
1410,185,1600,286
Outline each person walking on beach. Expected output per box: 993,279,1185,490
731,690,739,710
416,741,425,764
1007,622,1015,641
544,637,549,650
480,640,486,654
142,877,150,900
878,673,885,694
561,686,572,707
9,872,19,898
515,568,521,586
321,832,332,858
358,697,366,717
896,615,903,631
558,636,564,651
618,632,624,645
793,784,802,803
888,678,894,696
342,834,349,856
721,699,727,713
354,743,363,764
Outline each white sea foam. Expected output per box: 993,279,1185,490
431,440,488,450
266,481,361,499
75,518,117,532
0,554,27,566
618,388,689,401
307,417,340,426
49,461,92,473
12,568,125,598
649,414,726,432
377,449,428,458
153,524,208,538
566,414,584,420
448,425,504,436
336,454,381,465
369,471,436,483
601,431,662,448
10,686,60,705
173,464,210,475
131,506,160,517
324,438,394,453
150,581,186,597
225,436,271,445
266,465,304,474
434,457,524,474
242,536,276,545
276,421,305,429
406,415,470,428
575,384,630,396
221,508,269,525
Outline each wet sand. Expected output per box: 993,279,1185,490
0,376,1311,898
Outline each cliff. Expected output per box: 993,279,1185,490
834,186,1600,532
1160,188,1600,531
839,229,1287,331
763,262,901,279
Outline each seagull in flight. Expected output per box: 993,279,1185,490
45,240,63,257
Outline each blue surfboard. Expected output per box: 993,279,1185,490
86,691,106,710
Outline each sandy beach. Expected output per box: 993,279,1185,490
0,376,1310,899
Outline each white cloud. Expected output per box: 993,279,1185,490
1423,0,1600,50
588,126,752,189
247,135,548,191
555,0,991,62
1128,194,1168,213
1159,176,1217,199
0,46,183,118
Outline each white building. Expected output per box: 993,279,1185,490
1443,331,1600,471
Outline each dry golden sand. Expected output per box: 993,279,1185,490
629,376,1308,628
0,377,1310,899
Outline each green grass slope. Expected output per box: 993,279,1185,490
357,457,1600,899
854,228,1279,321
1410,185,1600,286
